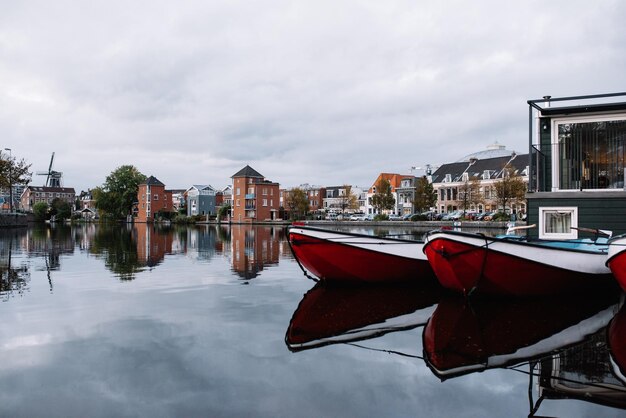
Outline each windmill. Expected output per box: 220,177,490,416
36,152,63,187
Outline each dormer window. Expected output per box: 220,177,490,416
444,174,452,183
462,172,469,182
482,170,491,180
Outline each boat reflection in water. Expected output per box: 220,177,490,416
423,292,620,380
285,281,441,351
286,280,626,414
609,301,626,386
423,291,626,414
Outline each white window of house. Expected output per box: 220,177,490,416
444,174,452,183
263,199,267,206
236,199,240,206
154,194,158,201
263,188,267,195
552,114,626,191
462,172,469,182
483,170,491,180
248,187,254,195
270,199,273,206
538,207,578,240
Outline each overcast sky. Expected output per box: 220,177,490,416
2,0,626,192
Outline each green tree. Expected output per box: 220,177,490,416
371,178,395,214
494,167,527,213
49,198,72,220
0,153,32,189
459,177,483,215
285,188,309,220
217,204,231,222
413,176,437,213
95,165,146,219
33,202,48,221
338,185,358,213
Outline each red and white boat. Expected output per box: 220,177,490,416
607,235,626,292
288,224,434,284
285,281,441,351
422,229,614,296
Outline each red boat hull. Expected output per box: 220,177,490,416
288,228,434,284
607,236,626,292
423,232,614,296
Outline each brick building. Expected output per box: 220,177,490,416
136,176,174,222
231,165,280,222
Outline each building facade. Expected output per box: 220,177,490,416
186,185,216,217
430,148,529,216
366,173,404,216
136,176,174,222
527,92,626,237
231,165,280,222
20,186,76,212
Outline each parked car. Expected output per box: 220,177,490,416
402,213,416,221
442,210,463,221
388,214,403,221
350,213,367,221
475,211,493,221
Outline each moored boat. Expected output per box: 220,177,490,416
607,235,626,292
286,281,441,351
422,229,614,296
288,224,434,284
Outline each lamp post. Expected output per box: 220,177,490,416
4,148,11,213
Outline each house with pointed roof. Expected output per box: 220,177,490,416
430,147,529,215
136,175,174,222
366,173,405,216
185,184,217,217
231,165,280,222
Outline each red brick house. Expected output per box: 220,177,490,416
231,166,280,222
136,176,174,222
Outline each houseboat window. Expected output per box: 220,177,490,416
538,207,578,239
554,117,626,190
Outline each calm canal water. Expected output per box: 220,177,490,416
0,224,624,417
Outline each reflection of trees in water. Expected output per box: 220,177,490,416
89,225,143,281
0,228,31,300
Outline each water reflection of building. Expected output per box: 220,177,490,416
230,225,280,280
134,223,176,268
532,330,626,413
185,226,217,261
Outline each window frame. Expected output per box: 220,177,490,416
551,113,626,192
538,206,578,240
